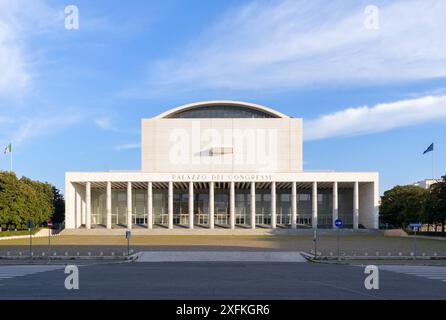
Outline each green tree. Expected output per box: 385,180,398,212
380,185,428,228
0,172,23,230
425,175,446,232
20,177,54,226
0,171,64,230
51,186,65,224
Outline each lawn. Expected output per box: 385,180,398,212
0,234,445,257
0,228,42,237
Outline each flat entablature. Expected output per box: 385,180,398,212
171,174,274,181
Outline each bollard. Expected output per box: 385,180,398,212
422,252,426,257
65,252,68,256
77,252,80,256
364,252,368,257
410,252,414,256
53,252,57,256
111,252,115,256
398,252,402,256
42,252,45,257
88,252,91,256
376,251,379,256
100,252,103,256
387,252,391,256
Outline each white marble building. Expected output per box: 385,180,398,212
65,101,379,230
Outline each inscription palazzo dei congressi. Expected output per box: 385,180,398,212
171,174,273,182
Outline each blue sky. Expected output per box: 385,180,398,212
1,0,446,194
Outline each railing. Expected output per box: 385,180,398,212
214,207,228,225
92,208,355,228
297,216,312,226
195,212,209,225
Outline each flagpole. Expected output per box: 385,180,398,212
10,146,12,173
432,146,434,180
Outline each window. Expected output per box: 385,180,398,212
299,194,310,201
167,104,279,118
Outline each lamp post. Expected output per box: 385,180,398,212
409,223,421,260
28,219,33,260
47,220,53,260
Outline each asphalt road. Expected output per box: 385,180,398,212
0,261,445,300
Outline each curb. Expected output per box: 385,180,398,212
317,256,446,261
0,233,61,241
302,251,446,262
0,256,130,261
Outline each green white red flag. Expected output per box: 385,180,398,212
4,143,11,154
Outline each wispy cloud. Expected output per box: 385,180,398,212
134,0,446,95
11,114,82,146
94,117,113,130
94,117,138,135
114,143,140,151
0,11,29,95
304,95,446,141
0,0,62,96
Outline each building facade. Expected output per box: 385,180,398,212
413,179,441,189
65,101,379,230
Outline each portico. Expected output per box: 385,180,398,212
66,172,379,230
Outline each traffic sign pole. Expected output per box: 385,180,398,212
126,230,131,256
48,220,53,260
413,227,417,260
337,226,340,261
335,219,343,261
313,229,317,259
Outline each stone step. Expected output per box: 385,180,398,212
60,228,381,236
135,251,307,262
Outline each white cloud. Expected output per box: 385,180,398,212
304,95,446,141
0,15,29,94
114,143,140,151
94,117,138,135
142,0,446,93
12,114,82,145
0,0,61,96
94,117,113,130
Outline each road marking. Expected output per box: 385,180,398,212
0,265,65,281
379,265,446,284
136,251,308,262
